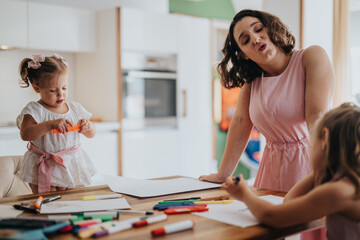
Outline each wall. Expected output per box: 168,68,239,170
0,50,75,125
263,0,300,49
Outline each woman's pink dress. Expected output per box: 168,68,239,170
249,49,311,192
249,49,326,240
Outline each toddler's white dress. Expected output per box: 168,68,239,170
16,101,96,188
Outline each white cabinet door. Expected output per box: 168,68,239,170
0,135,27,156
122,129,179,179
28,3,95,52
121,8,178,54
0,0,27,48
177,16,213,178
81,131,119,177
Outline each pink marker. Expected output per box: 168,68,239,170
151,220,195,236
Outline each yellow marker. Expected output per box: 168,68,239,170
194,200,234,204
82,194,122,201
34,196,43,209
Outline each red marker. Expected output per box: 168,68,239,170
132,214,167,227
73,218,102,227
164,206,208,214
151,220,195,236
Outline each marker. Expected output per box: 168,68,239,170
73,211,120,219
47,215,79,220
162,197,201,202
13,205,39,214
116,210,154,215
235,176,240,184
53,124,80,134
158,199,198,204
93,223,132,238
164,206,208,214
43,195,62,204
199,195,230,201
73,218,102,227
82,194,122,201
71,216,113,223
193,200,234,204
75,220,122,237
151,220,195,237
153,202,196,210
155,204,207,211
132,214,167,227
34,196,43,209
78,222,119,239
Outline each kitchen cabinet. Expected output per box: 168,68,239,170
0,0,95,52
122,129,179,179
81,122,120,177
0,128,27,156
121,8,178,54
177,16,213,178
0,0,27,48
28,2,96,52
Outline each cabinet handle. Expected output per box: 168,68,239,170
182,90,187,117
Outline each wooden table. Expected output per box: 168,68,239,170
0,181,324,240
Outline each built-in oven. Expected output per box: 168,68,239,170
121,52,177,130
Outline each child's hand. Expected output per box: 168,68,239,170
78,119,91,134
221,174,249,201
51,118,73,134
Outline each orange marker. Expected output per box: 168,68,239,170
53,124,80,134
34,196,43,209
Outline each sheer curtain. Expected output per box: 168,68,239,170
333,0,352,106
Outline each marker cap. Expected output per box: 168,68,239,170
132,220,148,227
34,196,43,209
151,227,166,236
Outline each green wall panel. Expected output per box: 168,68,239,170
169,0,235,20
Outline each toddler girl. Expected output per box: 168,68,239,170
17,54,96,194
222,103,360,239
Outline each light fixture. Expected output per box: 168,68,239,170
0,45,14,50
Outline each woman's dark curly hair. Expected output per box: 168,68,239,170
218,9,296,89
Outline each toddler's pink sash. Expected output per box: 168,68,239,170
27,142,81,193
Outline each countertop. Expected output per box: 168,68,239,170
0,121,120,136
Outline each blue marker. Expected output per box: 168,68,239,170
235,176,240,184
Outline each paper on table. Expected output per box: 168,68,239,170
103,175,221,198
0,204,23,218
40,198,130,214
193,195,284,228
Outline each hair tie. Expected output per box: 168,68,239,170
52,53,68,67
28,55,45,69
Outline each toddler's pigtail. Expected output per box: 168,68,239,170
19,58,32,88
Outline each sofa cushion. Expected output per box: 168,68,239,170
0,155,32,198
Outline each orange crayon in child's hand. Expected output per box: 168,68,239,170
53,124,81,134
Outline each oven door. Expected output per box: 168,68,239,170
122,70,177,130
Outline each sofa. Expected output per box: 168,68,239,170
0,155,32,198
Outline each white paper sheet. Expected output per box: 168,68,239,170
103,175,221,198
193,195,284,227
40,198,131,214
0,205,23,218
